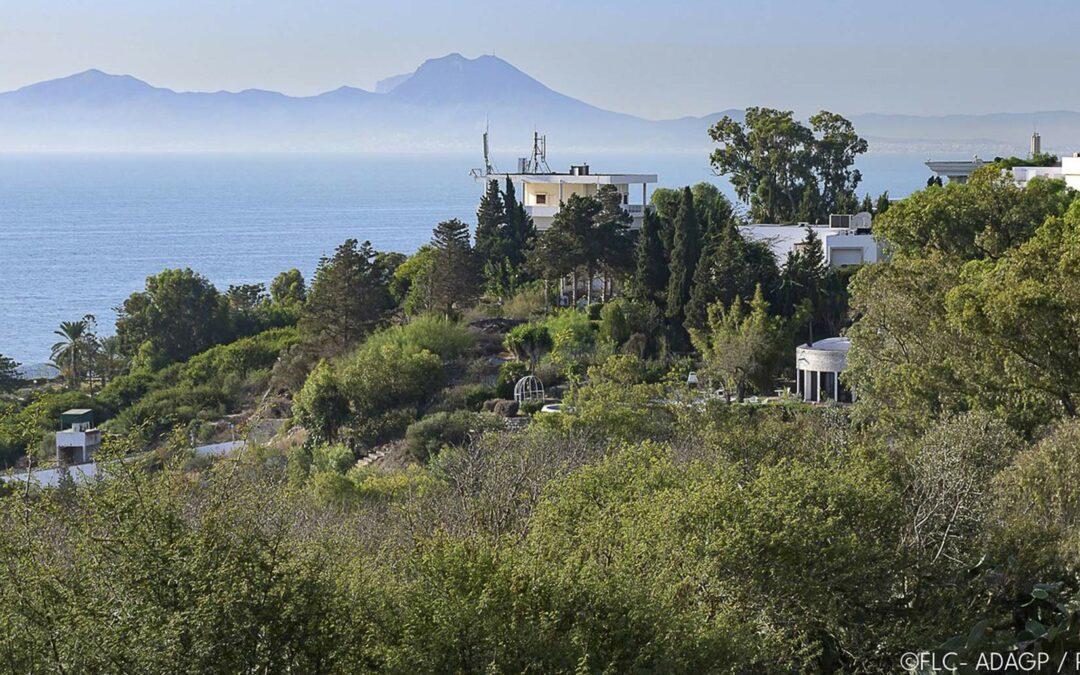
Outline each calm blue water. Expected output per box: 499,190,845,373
0,152,931,364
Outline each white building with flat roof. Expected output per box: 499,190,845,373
478,163,657,231
740,221,881,269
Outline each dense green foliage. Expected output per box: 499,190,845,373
709,108,867,223
0,354,20,392
10,119,1080,673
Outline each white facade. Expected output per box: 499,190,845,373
795,337,852,403
928,153,1080,190
56,429,101,464
1011,165,1064,187
739,225,881,268
477,166,657,230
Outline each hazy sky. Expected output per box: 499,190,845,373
3,0,1080,119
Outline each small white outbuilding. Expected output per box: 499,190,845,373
795,337,853,403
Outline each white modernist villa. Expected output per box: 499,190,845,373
478,163,657,231
740,213,882,269
472,133,656,230
795,337,853,404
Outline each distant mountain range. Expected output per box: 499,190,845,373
1,53,1077,155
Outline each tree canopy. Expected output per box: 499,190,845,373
709,107,867,224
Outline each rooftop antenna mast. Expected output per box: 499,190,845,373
471,122,497,178
483,121,496,175
528,130,551,174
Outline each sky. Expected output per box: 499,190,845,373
3,0,1080,119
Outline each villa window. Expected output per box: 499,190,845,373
535,193,547,205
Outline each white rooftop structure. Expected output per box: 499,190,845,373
926,156,985,184
740,219,881,268
472,132,656,230
795,337,853,403
479,165,657,231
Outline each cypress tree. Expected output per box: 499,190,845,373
665,187,700,330
632,209,668,307
860,193,874,213
474,180,505,267
686,221,782,332
502,178,536,269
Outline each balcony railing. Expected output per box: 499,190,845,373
524,204,650,218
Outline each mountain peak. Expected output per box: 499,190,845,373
387,52,568,107
9,69,161,103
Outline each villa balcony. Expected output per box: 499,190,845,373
524,203,650,220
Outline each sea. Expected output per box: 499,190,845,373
0,151,933,365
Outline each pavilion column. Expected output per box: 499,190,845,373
816,371,821,403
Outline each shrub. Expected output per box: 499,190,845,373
293,361,350,443
483,399,520,418
519,399,544,416
405,411,504,462
336,343,445,446
496,361,528,399
363,315,476,361
502,284,547,319
432,384,495,413
598,301,632,347
504,324,553,369
312,443,356,474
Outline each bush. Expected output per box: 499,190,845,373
363,315,476,361
292,361,350,443
483,399,520,418
432,384,495,413
179,327,298,385
405,411,503,462
519,399,544,416
504,323,553,368
312,443,356,474
502,284,547,319
496,361,528,399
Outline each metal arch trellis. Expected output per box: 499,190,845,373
513,375,545,403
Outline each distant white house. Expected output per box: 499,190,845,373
739,213,881,268
926,133,1080,189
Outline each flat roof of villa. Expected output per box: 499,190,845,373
477,172,657,184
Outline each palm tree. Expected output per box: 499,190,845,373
50,315,95,389
95,335,125,387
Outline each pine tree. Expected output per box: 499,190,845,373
474,180,506,267
632,209,668,307
424,218,480,318
301,239,392,354
860,193,874,213
665,187,701,331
